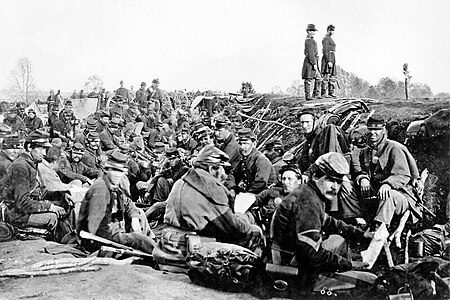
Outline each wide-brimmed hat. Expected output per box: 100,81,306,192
105,150,128,172
306,24,318,31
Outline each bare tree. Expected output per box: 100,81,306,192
9,57,36,105
286,79,304,96
84,74,104,93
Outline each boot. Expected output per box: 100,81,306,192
304,80,313,101
329,79,337,98
313,79,322,99
322,75,331,98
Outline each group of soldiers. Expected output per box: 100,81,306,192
302,23,338,100
0,69,426,293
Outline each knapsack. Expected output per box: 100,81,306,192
186,241,261,293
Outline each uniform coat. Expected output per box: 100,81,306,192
321,33,336,76
272,181,365,290
226,148,276,194
302,37,319,79
217,133,241,170
164,168,262,250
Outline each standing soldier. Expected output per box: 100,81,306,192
321,24,337,98
301,24,322,100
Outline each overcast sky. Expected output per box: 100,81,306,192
0,0,448,94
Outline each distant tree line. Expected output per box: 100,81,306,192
286,65,435,99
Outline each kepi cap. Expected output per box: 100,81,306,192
193,145,231,168
314,152,349,182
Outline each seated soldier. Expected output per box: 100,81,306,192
271,152,373,293
23,109,44,133
351,115,422,243
82,132,106,173
176,127,197,155
77,150,155,254
99,118,121,152
2,130,70,242
262,138,285,176
0,135,22,180
163,145,263,252
225,128,276,196
144,148,189,224
247,164,303,233
58,142,101,185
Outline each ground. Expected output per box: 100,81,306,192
0,239,264,300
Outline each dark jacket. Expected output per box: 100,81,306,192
82,148,105,172
2,153,51,222
321,33,336,76
77,175,139,240
58,157,101,184
135,88,147,107
99,128,119,152
24,116,43,132
302,37,319,79
4,116,26,134
164,168,261,247
218,133,241,169
271,181,365,290
226,148,276,194
0,150,14,181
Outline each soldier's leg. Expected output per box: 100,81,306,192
304,79,313,100
26,212,58,231
373,190,409,227
313,75,322,99
321,74,330,97
113,232,155,254
329,76,337,98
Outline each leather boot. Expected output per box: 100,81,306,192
313,79,322,99
329,77,337,98
304,80,313,100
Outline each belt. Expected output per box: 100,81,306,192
329,50,335,53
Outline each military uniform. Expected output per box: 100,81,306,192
321,25,337,97
301,24,322,100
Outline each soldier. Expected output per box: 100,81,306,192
147,121,168,149
225,128,276,195
147,78,162,113
47,105,60,127
262,139,285,176
354,115,422,237
0,135,22,180
115,80,131,104
99,118,121,152
24,109,44,133
213,115,241,169
96,111,110,133
77,150,155,254
4,107,26,135
321,24,337,98
301,24,322,100
271,153,373,292
82,132,106,173
135,82,147,107
2,130,69,241
74,118,98,146
163,145,263,252
58,142,101,185
177,127,197,154
46,90,56,114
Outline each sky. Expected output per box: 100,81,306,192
0,0,449,95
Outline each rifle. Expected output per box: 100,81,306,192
100,246,153,259
79,230,156,257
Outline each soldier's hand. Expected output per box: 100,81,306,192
328,62,333,68
351,260,369,270
359,178,371,197
49,204,66,218
378,184,392,201
313,64,317,70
